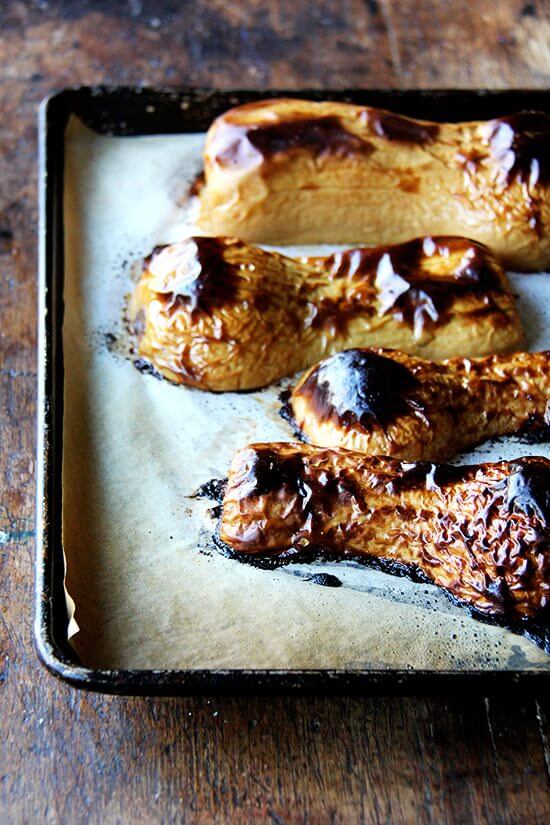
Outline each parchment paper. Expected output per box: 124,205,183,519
62,117,550,670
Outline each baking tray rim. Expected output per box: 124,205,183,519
35,85,550,696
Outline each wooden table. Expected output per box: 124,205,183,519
1,2,549,822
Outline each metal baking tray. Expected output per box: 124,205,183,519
36,86,550,695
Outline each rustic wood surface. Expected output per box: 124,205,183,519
1,1,549,822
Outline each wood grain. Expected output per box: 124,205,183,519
1,1,549,822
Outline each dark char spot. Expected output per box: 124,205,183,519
369,111,439,144
151,238,240,317
520,2,536,16
319,236,504,337
517,416,550,444
374,237,504,335
295,349,421,430
504,458,550,523
211,116,374,167
242,449,310,499
487,111,550,187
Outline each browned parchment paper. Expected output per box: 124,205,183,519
62,117,550,670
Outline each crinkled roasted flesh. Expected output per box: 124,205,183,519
289,348,550,461
220,443,550,623
129,235,524,391
197,99,550,271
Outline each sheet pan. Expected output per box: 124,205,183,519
36,87,550,694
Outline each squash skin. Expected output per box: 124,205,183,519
129,235,524,392
220,444,550,622
197,99,550,272
289,348,550,461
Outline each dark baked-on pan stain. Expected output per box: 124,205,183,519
305,572,343,587
191,477,227,503
212,528,550,653
132,357,163,379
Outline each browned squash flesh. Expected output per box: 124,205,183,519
198,99,550,271
290,348,550,461
220,443,550,622
129,235,524,391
